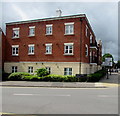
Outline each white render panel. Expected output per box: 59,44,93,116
4,62,101,75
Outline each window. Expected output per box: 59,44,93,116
28,66,33,74
90,51,92,63
64,68,72,75
86,25,89,37
85,44,88,56
12,45,19,56
45,44,52,54
90,33,92,43
12,66,17,73
29,26,35,36
65,22,74,35
46,67,51,74
64,43,74,55
28,44,34,55
46,24,52,35
13,28,19,38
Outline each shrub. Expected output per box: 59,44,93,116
23,75,41,81
2,71,11,81
8,72,31,81
87,69,106,82
43,75,75,82
66,76,76,82
35,68,49,77
75,74,88,82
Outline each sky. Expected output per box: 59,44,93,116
1,1,118,61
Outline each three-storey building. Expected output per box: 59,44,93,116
4,14,102,75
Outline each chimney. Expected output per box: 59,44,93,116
56,9,62,17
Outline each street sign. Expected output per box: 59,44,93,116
102,58,113,66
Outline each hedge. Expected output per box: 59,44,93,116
7,69,106,82
2,71,11,81
8,72,31,81
87,69,106,82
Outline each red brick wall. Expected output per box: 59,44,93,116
5,17,93,63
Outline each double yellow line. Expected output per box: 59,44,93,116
0,112,14,115
102,83,120,87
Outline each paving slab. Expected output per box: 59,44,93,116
0,81,106,88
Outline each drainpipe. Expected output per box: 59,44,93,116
79,18,83,74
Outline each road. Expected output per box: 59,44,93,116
2,86,118,114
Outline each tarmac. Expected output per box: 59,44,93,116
0,73,119,88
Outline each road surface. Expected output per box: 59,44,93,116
2,86,118,114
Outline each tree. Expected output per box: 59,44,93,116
102,53,114,63
35,68,49,77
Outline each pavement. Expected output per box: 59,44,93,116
0,73,119,88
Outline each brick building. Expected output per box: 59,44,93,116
3,13,102,75
0,28,6,70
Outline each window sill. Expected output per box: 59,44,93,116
12,55,19,56
64,33,74,35
12,37,19,39
45,53,52,55
64,54,74,56
90,63,97,65
28,53,35,55
45,34,53,36
28,35,35,37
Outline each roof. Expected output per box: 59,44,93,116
6,14,86,25
6,13,95,38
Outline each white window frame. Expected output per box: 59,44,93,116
12,28,20,38
85,44,88,57
64,68,72,75
45,43,52,54
28,66,33,74
46,24,53,35
46,67,51,74
29,26,35,36
12,66,17,73
64,43,74,55
64,22,74,35
90,51,92,63
90,33,92,43
86,25,89,37
28,44,35,55
12,45,19,56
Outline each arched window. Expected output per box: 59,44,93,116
90,33,92,43
90,51,92,63
85,44,88,56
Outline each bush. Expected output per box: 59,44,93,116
2,71,11,81
87,69,106,82
8,72,31,81
7,69,106,82
42,75,75,82
23,75,41,81
65,76,76,82
35,68,49,77
75,74,88,82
